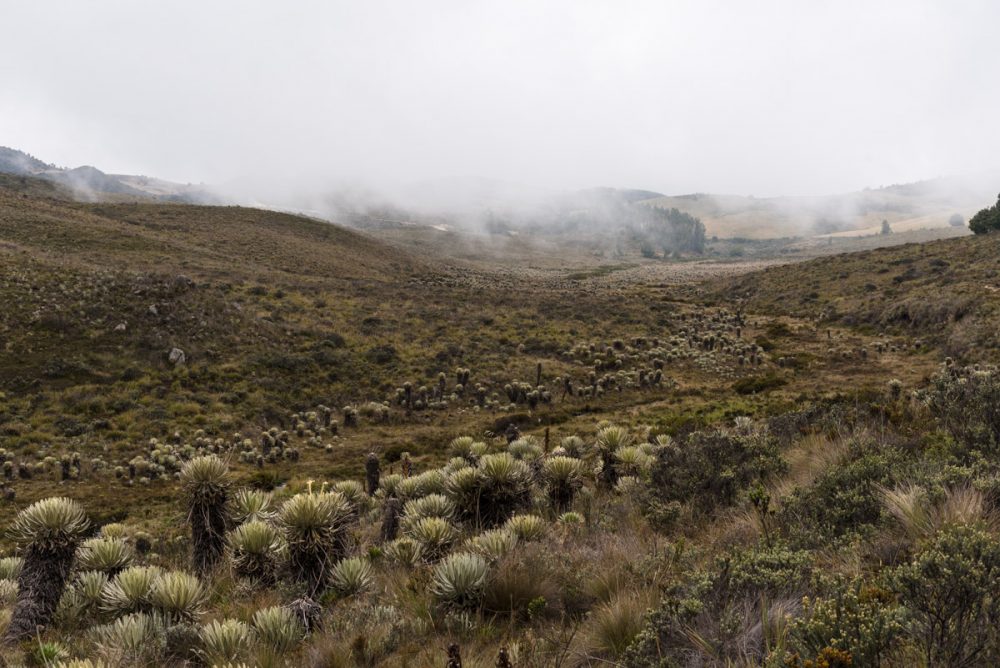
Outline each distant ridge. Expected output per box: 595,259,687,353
0,146,220,204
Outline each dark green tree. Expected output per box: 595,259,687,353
969,194,1000,234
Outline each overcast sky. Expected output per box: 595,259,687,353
2,0,999,199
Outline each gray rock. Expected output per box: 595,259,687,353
168,348,186,365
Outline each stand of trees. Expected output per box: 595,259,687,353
631,206,706,256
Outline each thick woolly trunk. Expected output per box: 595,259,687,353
234,551,277,586
190,501,227,575
289,546,332,598
365,453,380,496
3,544,76,643
379,498,401,543
599,450,619,489
549,483,576,512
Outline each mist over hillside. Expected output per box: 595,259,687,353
0,146,220,204
314,173,994,244
7,2,1000,665
3,143,994,254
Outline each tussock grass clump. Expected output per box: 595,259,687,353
881,483,994,544
880,484,931,541
581,593,652,661
482,550,558,618
0,579,17,605
430,552,489,607
3,496,89,642
180,455,231,575
277,491,352,596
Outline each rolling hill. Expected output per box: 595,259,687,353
710,230,1000,359
644,175,998,239
0,146,219,203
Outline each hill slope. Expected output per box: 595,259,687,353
646,176,996,239
0,173,977,667
711,232,1000,358
0,178,421,283
0,146,218,203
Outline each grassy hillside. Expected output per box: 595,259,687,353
645,177,994,239
711,232,1000,359
5,176,999,667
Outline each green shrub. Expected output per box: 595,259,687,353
787,577,904,667
892,524,1000,666
648,424,785,515
924,364,1000,457
969,193,1000,234
724,542,812,596
779,439,898,545
733,373,786,395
